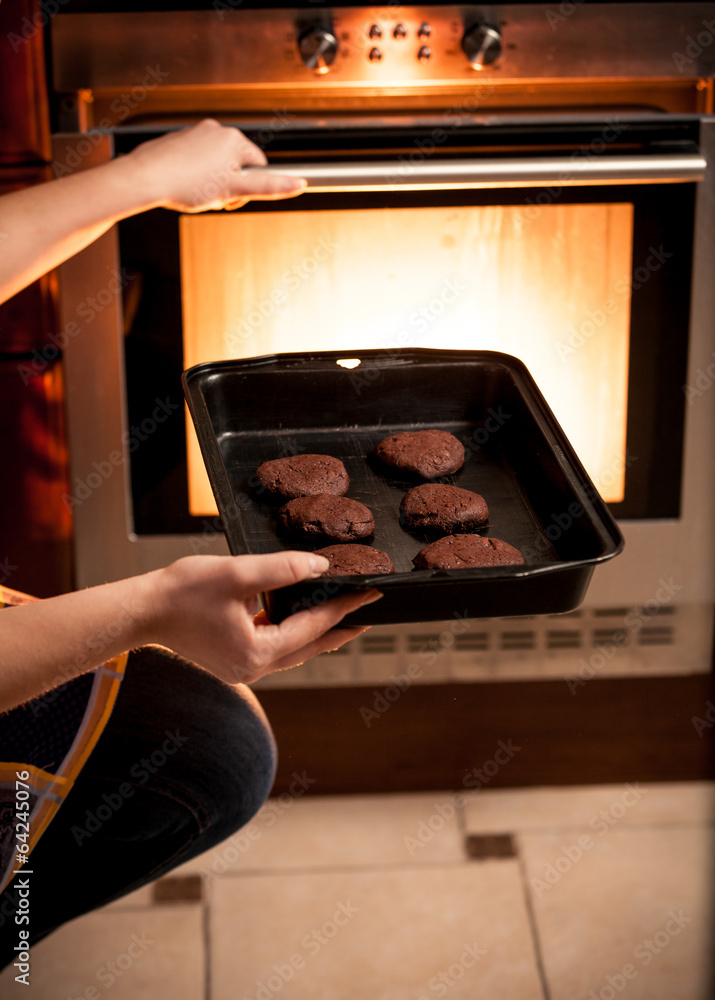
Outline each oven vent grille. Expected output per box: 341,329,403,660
592,627,629,647
499,631,536,651
455,634,490,652
253,603,712,688
546,630,582,650
407,634,442,653
361,636,397,655
638,627,675,646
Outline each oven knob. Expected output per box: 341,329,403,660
417,45,431,62
462,23,502,69
298,27,339,74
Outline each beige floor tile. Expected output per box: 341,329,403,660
175,791,465,880
521,825,715,1000
0,906,204,1000
211,864,545,1000
464,781,715,834
99,884,155,911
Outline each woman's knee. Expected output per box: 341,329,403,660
215,682,278,832
101,647,278,841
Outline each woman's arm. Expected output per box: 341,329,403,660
0,121,344,713
0,551,380,714
0,119,305,304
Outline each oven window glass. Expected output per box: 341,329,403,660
181,203,633,514
119,180,692,533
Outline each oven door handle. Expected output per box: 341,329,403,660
252,153,705,191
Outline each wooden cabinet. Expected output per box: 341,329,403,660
0,0,51,165
0,4,72,596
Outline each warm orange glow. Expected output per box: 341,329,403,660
182,203,632,515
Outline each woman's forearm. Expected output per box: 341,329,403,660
0,120,304,305
0,552,378,715
0,158,161,303
0,572,157,714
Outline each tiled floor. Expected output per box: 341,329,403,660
1,782,713,999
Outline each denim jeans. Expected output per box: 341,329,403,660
0,645,277,967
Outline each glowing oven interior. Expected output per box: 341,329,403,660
181,203,633,515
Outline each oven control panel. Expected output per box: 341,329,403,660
296,15,502,74
293,9,504,78
52,3,714,126
53,6,517,96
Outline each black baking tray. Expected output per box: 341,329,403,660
182,349,624,626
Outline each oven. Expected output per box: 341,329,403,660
47,3,715,692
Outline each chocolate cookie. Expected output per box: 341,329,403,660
278,495,375,542
375,429,464,479
315,544,395,576
413,534,525,570
400,484,488,534
255,454,349,500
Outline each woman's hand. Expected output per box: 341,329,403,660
125,118,306,212
143,551,381,686
0,552,380,712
